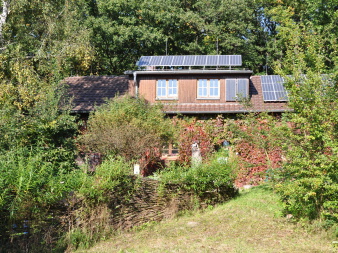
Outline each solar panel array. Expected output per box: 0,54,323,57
137,55,242,67
261,75,288,102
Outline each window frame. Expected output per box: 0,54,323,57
156,79,178,100
197,79,220,99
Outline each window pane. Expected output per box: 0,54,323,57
157,79,167,97
198,79,207,97
168,79,177,97
210,79,219,97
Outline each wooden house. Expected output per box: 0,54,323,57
124,55,290,116
64,55,291,166
65,55,290,117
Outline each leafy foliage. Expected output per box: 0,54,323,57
177,120,214,164
175,116,227,164
157,149,237,196
79,96,175,173
266,7,338,222
0,2,81,239
273,74,338,221
1,0,94,77
1,0,338,248
78,0,273,74
265,1,338,74
77,156,134,205
225,113,287,187
0,147,80,219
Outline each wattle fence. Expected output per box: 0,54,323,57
0,177,237,252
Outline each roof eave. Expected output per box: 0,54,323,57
163,108,292,114
124,69,253,75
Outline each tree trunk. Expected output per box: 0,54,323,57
0,0,10,38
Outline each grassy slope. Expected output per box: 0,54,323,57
76,185,336,253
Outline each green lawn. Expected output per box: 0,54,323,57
75,185,337,253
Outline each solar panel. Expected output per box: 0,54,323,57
136,55,242,67
184,55,196,66
138,56,151,66
235,55,242,65
161,55,174,66
261,75,288,102
195,55,207,66
150,56,162,66
172,55,185,66
207,55,219,66
218,55,228,65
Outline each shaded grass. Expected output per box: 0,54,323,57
75,185,337,253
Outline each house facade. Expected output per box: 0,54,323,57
124,55,290,115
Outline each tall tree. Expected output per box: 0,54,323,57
264,0,338,72
267,5,338,221
1,0,95,78
0,0,88,153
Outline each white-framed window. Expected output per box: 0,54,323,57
156,79,178,99
226,78,249,101
197,79,220,99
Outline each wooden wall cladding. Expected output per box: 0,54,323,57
137,74,250,104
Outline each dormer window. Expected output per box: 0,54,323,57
226,79,249,101
156,79,178,99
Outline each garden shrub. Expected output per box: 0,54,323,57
176,116,226,164
62,157,138,251
226,113,287,187
271,64,338,223
265,18,338,225
78,96,175,174
0,145,83,249
77,156,134,204
0,81,78,220
272,90,338,221
0,75,80,250
156,149,237,197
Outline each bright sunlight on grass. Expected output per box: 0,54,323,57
75,185,336,253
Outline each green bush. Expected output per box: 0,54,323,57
0,147,81,219
272,73,338,223
156,149,236,196
62,156,136,251
78,156,134,204
79,96,176,173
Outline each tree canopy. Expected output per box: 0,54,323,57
1,0,336,76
